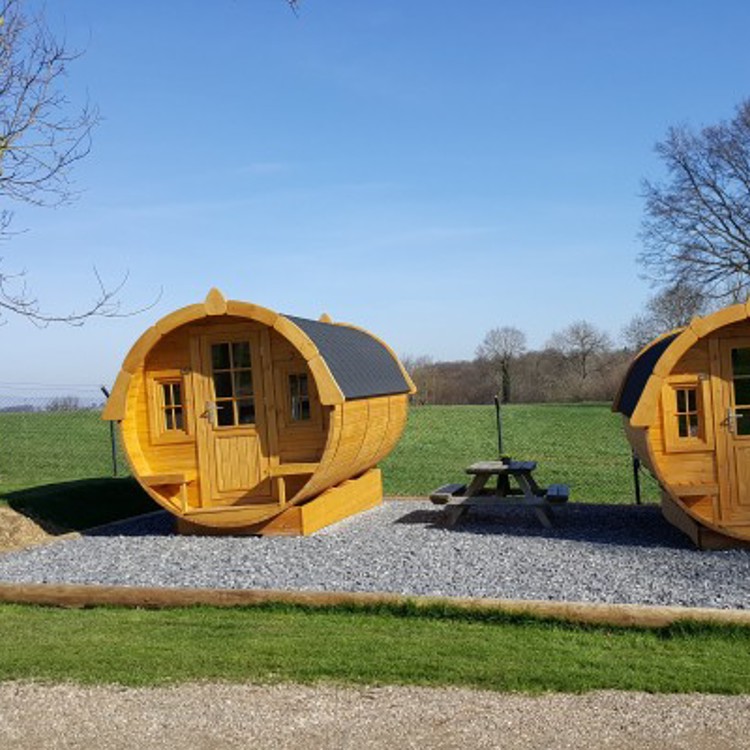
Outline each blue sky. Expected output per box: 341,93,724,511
2,0,750,394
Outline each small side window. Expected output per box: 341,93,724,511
147,370,193,443
675,386,699,438
662,377,713,453
289,373,311,421
161,381,185,431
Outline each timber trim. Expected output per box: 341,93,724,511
1,581,750,629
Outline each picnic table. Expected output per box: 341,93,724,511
430,459,569,528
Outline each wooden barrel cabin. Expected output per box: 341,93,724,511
102,289,415,535
613,303,750,549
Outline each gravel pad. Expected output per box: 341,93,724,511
1,501,749,609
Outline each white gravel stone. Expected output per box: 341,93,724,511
0,501,749,609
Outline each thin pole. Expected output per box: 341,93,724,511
101,386,118,477
494,394,503,458
632,451,642,505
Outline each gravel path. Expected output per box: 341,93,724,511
1,682,749,749
1,501,749,609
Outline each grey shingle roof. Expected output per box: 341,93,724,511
614,332,680,418
286,316,411,400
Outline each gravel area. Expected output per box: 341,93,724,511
1,682,749,750
1,500,750,609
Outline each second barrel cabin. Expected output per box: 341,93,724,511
614,303,750,548
102,289,415,534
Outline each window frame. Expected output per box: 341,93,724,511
275,361,322,431
208,340,257,429
147,369,194,444
661,375,714,453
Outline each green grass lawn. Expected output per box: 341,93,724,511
0,602,748,694
0,409,131,493
0,403,656,531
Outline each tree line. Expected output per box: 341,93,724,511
403,322,630,406
402,282,710,406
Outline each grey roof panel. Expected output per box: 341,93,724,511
286,316,411,400
615,332,680,418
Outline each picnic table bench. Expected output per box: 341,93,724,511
430,459,569,528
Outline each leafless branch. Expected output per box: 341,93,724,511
0,1,152,325
639,100,750,301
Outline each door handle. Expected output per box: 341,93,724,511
726,408,743,435
203,401,218,427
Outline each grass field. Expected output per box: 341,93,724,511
0,602,748,694
0,409,126,493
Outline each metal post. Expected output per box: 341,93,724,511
494,394,504,459
101,386,118,477
632,450,642,505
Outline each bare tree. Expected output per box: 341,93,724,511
622,281,709,350
0,0,146,324
547,320,612,381
475,326,527,403
639,99,750,301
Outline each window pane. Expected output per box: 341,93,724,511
216,401,234,426
212,343,231,371
300,399,311,420
238,399,255,424
162,383,173,407
735,378,750,407
172,383,182,407
687,388,697,413
235,370,253,396
678,414,688,438
676,389,686,413
232,342,251,369
688,414,699,438
213,372,233,398
174,407,184,430
289,374,299,398
737,408,750,436
165,410,174,431
299,374,309,397
732,348,750,377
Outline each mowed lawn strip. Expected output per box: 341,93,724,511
0,602,748,694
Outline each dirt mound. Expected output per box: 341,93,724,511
0,506,58,553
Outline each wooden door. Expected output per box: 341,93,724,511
717,337,750,522
191,328,271,506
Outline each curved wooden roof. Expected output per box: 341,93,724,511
613,302,750,427
103,289,415,421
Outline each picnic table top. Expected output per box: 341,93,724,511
466,460,537,474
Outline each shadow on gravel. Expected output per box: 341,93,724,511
394,503,696,551
5,478,160,534
83,510,176,538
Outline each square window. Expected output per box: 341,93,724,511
662,379,713,453
150,374,191,443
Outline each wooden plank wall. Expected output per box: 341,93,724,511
645,339,719,526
